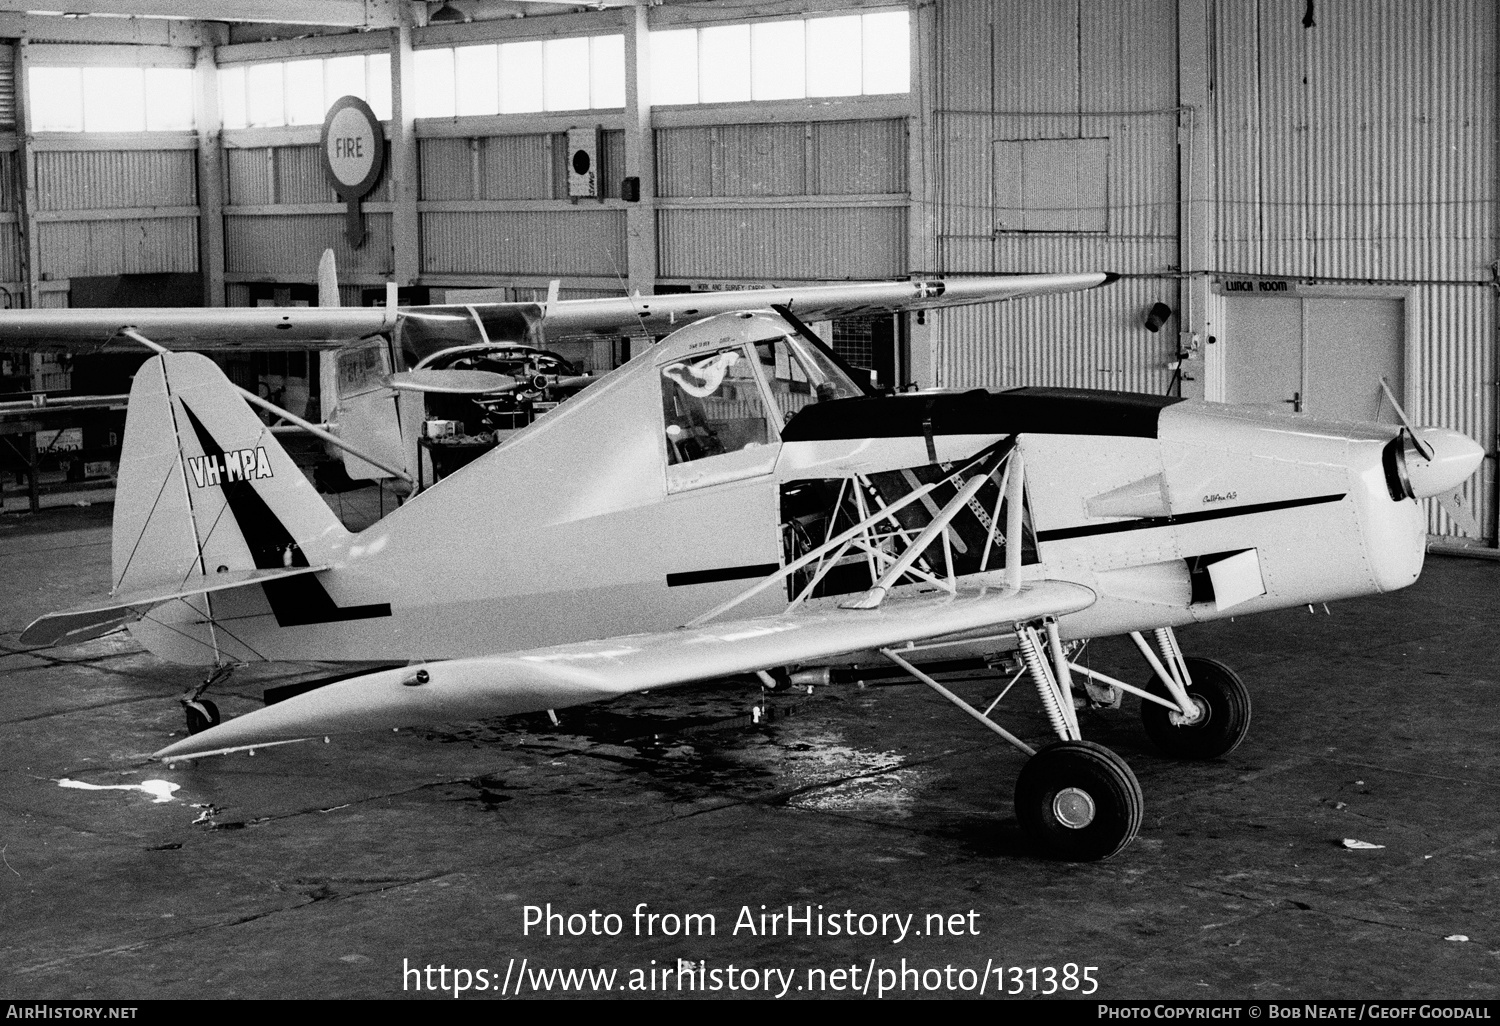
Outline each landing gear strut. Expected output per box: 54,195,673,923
883,616,1147,862
1070,628,1252,760
180,664,232,735
1140,656,1251,759
881,623,1251,860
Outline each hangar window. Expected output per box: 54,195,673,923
218,53,392,129
411,34,624,118
28,66,193,133
650,9,908,106
993,137,1110,233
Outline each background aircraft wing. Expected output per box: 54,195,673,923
0,272,1112,352
538,272,1117,338
0,306,396,352
154,579,1097,760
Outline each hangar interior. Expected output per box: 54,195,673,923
1,0,1499,1003
0,0,1492,542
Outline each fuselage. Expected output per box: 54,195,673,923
128,312,1463,668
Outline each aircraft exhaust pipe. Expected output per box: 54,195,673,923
1403,427,1484,499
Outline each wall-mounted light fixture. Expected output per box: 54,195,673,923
1144,302,1173,332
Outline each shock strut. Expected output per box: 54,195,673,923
1019,625,1071,740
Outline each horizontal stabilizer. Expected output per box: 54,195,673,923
20,565,328,648
154,580,1096,760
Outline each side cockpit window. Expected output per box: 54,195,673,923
661,346,772,465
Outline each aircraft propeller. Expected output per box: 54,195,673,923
1379,378,1485,534
384,369,594,397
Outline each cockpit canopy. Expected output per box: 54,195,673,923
655,311,868,468
395,303,544,366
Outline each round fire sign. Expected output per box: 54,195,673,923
321,95,385,248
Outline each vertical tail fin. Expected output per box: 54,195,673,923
112,352,353,661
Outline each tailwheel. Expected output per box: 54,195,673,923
1140,657,1251,760
1014,740,1143,861
184,699,220,735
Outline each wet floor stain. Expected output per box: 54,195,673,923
788,767,926,818
56,778,180,803
418,684,939,819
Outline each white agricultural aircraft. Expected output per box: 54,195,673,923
11,272,1485,861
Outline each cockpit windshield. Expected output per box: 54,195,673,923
783,333,866,402
751,332,864,424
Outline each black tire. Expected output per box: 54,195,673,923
1140,656,1251,759
1014,740,1143,861
185,699,220,735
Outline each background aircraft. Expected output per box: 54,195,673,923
19,285,1484,861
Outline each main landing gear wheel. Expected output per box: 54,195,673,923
1014,740,1143,862
184,699,220,735
1140,656,1251,760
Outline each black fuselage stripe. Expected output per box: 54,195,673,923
667,563,780,588
1036,493,1347,542
180,402,390,626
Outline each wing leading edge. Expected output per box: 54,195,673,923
154,580,1097,760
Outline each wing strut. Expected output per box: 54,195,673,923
120,328,414,486
880,647,1037,757
684,441,1017,629
843,446,1025,610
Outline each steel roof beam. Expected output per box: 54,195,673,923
0,1,401,28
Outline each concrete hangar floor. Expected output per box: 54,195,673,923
1,501,1497,1001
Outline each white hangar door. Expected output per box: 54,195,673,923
1223,293,1404,424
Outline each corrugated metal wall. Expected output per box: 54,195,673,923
933,0,1182,393
226,212,394,278
1214,0,1497,536
1216,0,1494,281
655,119,907,281
658,206,905,281
412,129,625,278
32,147,199,279
225,144,395,206
656,120,906,198
422,209,626,277
223,141,395,279
35,150,197,211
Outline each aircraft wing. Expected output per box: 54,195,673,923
154,579,1096,760
0,273,1113,352
0,307,397,352
538,272,1117,338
